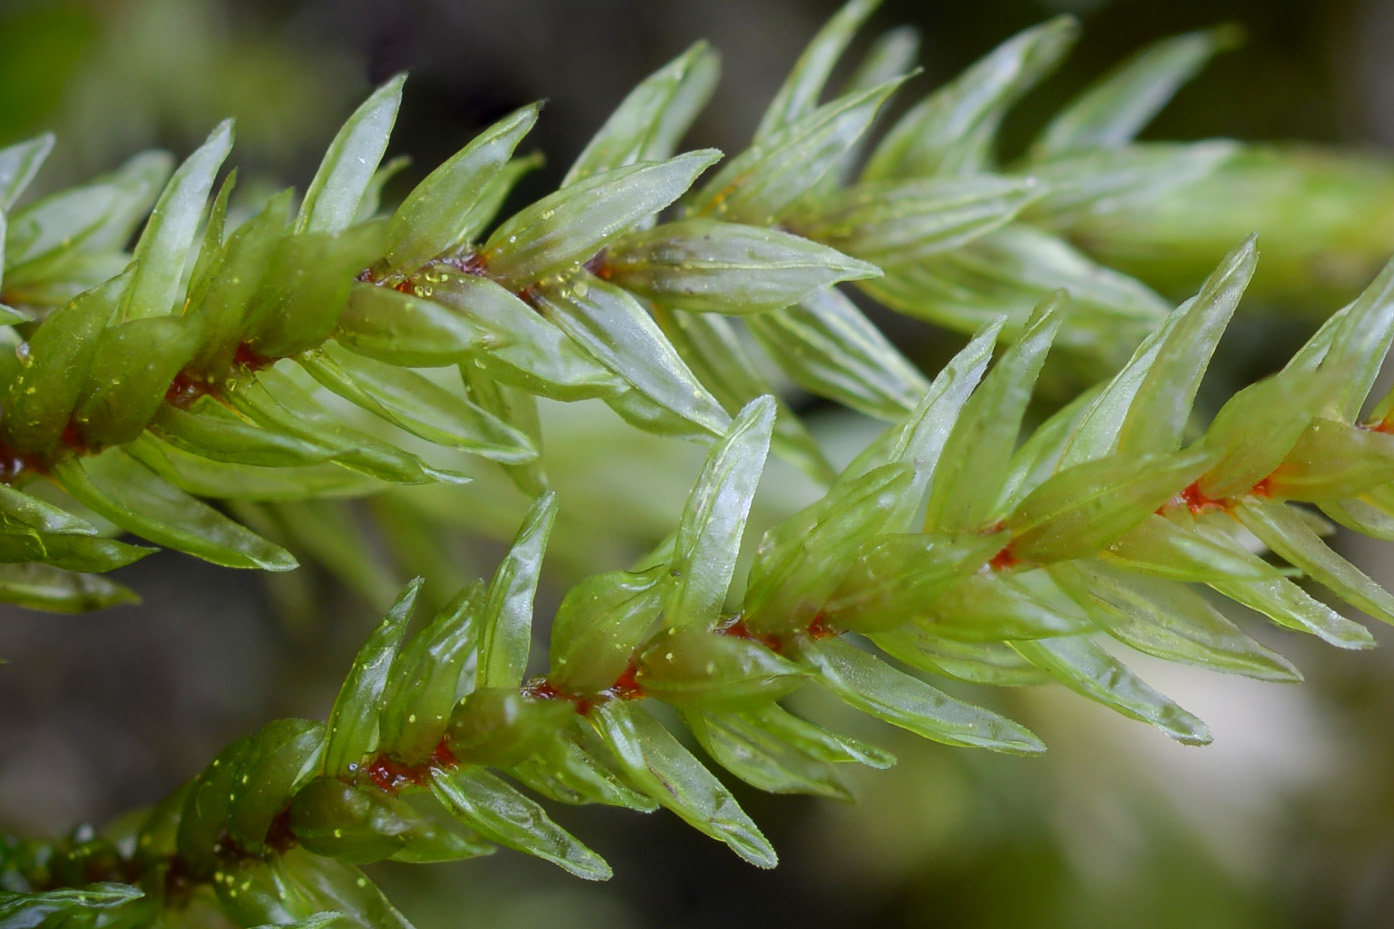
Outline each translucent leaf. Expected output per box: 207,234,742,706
383,104,540,273
549,565,667,694
322,578,423,776
1034,26,1241,154
800,637,1044,754
925,299,1060,533
248,914,345,929
128,435,381,501
426,270,621,399
484,151,720,286
269,848,416,929
590,700,777,867
754,0,882,139
122,120,233,321
72,315,202,448
290,776,488,865
456,153,545,244
686,709,852,800
687,77,905,225
0,563,138,612
652,307,836,481
0,133,54,211
186,169,237,309
863,17,1078,180
601,218,878,314
178,737,254,873
862,226,1165,350
2,272,125,455
565,42,720,184
226,371,468,486
6,165,152,270
354,155,411,224
1022,142,1236,225
1005,449,1212,563
0,483,96,535
149,402,339,469
1103,512,1281,582
637,625,807,706
667,396,774,627
742,700,895,768
53,450,297,571
529,275,730,438
380,584,484,763
846,320,999,527
823,532,1008,634
1236,497,1394,626
745,288,930,420
459,364,549,496
243,225,385,359
427,690,547,766
1285,262,1394,424
796,175,1042,264
1013,636,1211,745
226,718,325,854
1209,571,1374,650
428,766,611,880
1112,237,1257,457
1197,368,1337,499
299,75,405,234
1050,559,1300,682
1319,496,1394,542
871,627,1049,686
298,344,537,463
0,529,151,573
337,282,493,367
477,492,557,689
0,883,144,925
874,565,1088,640
1268,418,1394,501
742,464,913,635
508,727,660,811
183,190,293,378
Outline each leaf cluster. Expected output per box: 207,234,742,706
6,2,1394,927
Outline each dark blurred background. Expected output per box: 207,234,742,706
3,1,1394,927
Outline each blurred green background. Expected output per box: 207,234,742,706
3,0,1394,927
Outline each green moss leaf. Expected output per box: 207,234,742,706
1034,26,1240,154
590,701,777,868
863,16,1077,180
485,151,720,286
477,492,557,689
1013,636,1212,745
383,104,540,274
798,175,1042,264
530,275,730,439
688,78,905,225
298,75,405,235
53,449,297,571
667,396,774,627
1051,559,1300,682
801,637,1045,754
428,766,611,880
322,578,422,777
122,119,233,321
298,345,536,464
602,218,878,314
565,42,720,185
0,133,54,211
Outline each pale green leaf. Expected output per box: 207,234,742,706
801,637,1045,754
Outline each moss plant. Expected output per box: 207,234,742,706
5,1,1394,925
